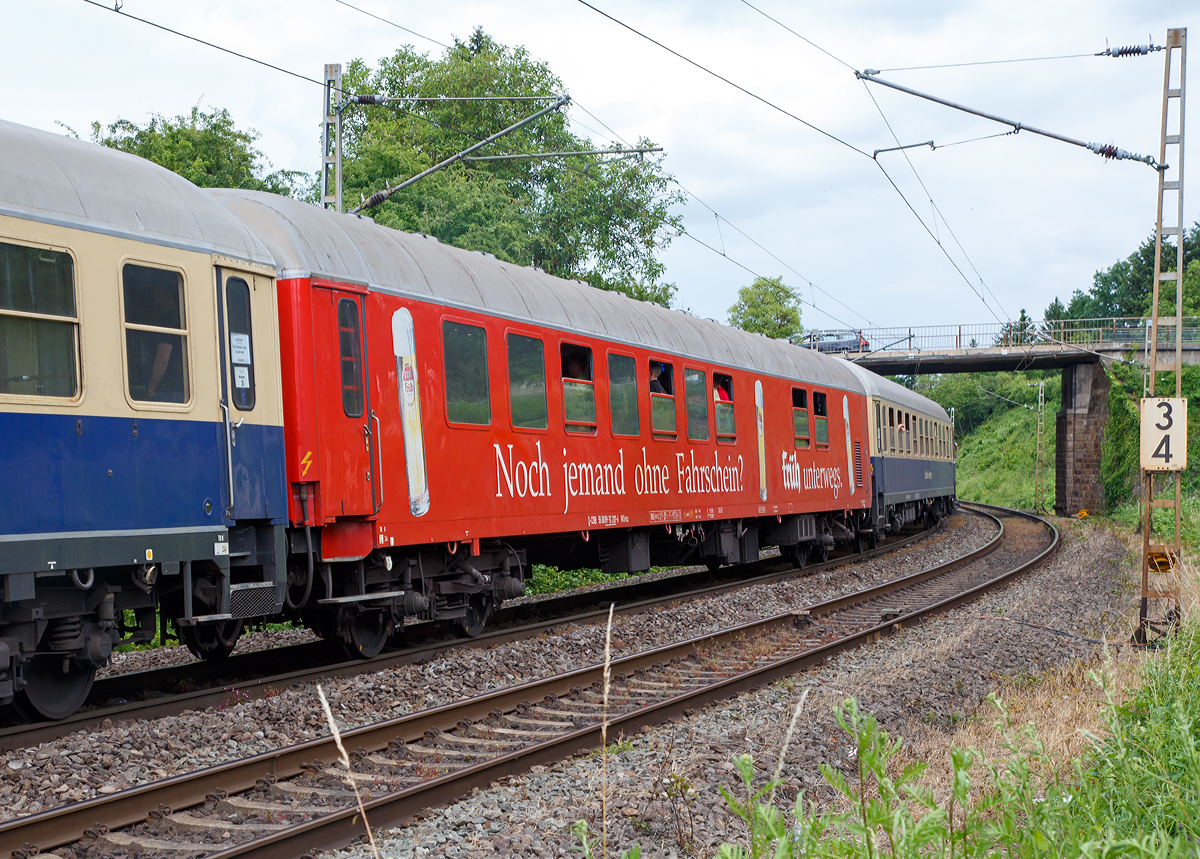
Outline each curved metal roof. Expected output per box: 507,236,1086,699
0,119,272,266
211,189,868,393
841,360,950,421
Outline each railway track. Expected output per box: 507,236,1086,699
0,504,1054,859
0,517,951,752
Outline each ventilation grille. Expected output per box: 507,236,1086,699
229,582,277,619
854,441,863,486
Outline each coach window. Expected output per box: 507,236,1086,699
684,367,709,442
813,391,829,448
226,278,256,411
887,407,895,453
337,299,364,417
650,359,676,437
561,343,596,433
713,372,734,442
507,333,547,430
905,413,913,453
0,241,78,398
443,320,490,425
793,388,810,449
123,264,189,404
608,353,639,436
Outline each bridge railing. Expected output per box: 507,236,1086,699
847,318,1200,354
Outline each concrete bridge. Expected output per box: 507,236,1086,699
808,318,1200,517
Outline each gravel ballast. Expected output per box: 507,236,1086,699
320,518,1137,859
0,515,993,822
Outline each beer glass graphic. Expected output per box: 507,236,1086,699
755,380,767,501
843,395,856,496
391,308,430,516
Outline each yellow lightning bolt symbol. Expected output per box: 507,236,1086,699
301,451,313,477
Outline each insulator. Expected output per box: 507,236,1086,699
1110,44,1149,57
48,616,83,651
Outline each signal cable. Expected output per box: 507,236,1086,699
736,0,856,71
573,0,871,159
877,53,1097,73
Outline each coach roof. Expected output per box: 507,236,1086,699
211,188,867,392
841,361,951,421
0,119,272,266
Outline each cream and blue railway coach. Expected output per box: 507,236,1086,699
843,362,956,536
0,121,287,719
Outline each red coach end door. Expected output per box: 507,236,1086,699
313,287,375,518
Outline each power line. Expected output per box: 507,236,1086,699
571,98,873,326
862,83,1010,320
80,0,332,90
877,53,1096,73
573,0,870,158
331,0,449,49
736,0,856,71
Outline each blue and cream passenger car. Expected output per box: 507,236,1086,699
0,120,287,718
844,362,956,537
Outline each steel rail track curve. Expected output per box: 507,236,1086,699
0,518,950,752
0,505,1052,859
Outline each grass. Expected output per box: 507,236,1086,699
954,403,1054,511
713,609,1200,859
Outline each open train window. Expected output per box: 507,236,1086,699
443,320,490,425
684,367,709,442
874,402,883,452
507,333,547,430
905,413,912,453
793,388,810,449
813,391,828,448
226,278,255,411
561,343,595,433
888,407,896,453
713,372,734,442
123,263,189,404
608,353,639,437
650,359,676,437
0,241,78,399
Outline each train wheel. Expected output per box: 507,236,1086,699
868,531,879,550
339,608,389,660
180,618,244,661
454,595,492,639
853,534,866,554
705,558,723,573
13,655,96,721
815,543,830,564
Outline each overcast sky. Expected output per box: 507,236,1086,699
4,0,1195,332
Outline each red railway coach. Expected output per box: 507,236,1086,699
211,190,883,655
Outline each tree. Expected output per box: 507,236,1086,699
338,28,684,306
727,276,802,340
91,106,308,197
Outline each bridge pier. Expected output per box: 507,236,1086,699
1055,361,1110,517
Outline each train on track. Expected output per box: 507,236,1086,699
0,119,956,719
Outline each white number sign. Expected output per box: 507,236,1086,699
1140,398,1188,472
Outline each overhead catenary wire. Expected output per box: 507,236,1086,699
862,84,1010,321
330,0,449,49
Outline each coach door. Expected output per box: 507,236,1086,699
313,286,376,517
217,267,271,520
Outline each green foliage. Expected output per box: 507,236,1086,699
1102,362,1200,509
915,370,1059,435
340,28,684,306
1053,224,1200,320
716,639,1200,859
526,564,627,595
727,276,802,341
953,403,1054,510
91,106,309,197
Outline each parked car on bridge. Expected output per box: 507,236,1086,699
799,330,870,354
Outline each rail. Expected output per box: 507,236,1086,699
0,505,1057,859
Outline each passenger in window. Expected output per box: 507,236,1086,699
649,362,666,394
564,357,586,380
145,291,185,402
713,380,730,402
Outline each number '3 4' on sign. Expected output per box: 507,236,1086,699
1140,398,1188,472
